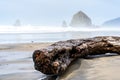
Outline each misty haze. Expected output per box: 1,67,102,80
0,0,120,80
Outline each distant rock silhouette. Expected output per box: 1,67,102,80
70,11,92,27
13,19,21,27
103,17,120,27
62,20,67,27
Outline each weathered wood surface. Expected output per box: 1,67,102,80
33,36,120,75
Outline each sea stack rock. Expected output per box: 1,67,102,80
70,11,92,27
13,19,21,27
62,20,67,27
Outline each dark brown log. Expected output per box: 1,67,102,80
32,36,120,75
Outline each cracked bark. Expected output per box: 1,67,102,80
33,36,120,75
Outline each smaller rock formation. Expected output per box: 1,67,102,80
70,11,92,27
103,17,120,27
62,20,67,27
13,19,21,27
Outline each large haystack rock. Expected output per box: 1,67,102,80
70,11,92,27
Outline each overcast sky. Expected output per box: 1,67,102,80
0,0,120,26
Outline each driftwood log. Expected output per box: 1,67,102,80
33,36,120,75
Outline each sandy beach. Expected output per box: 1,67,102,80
0,43,120,80
59,56,120,80
0,43,52,80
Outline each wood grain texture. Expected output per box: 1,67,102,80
33,36,120,75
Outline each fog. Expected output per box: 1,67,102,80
0,26,120,33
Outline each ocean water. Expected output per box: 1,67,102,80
0,33,69,44
0,26,120,44
0,31,120,44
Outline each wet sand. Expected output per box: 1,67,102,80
59,55,120,80
0,43,120,80
0,43,51,80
